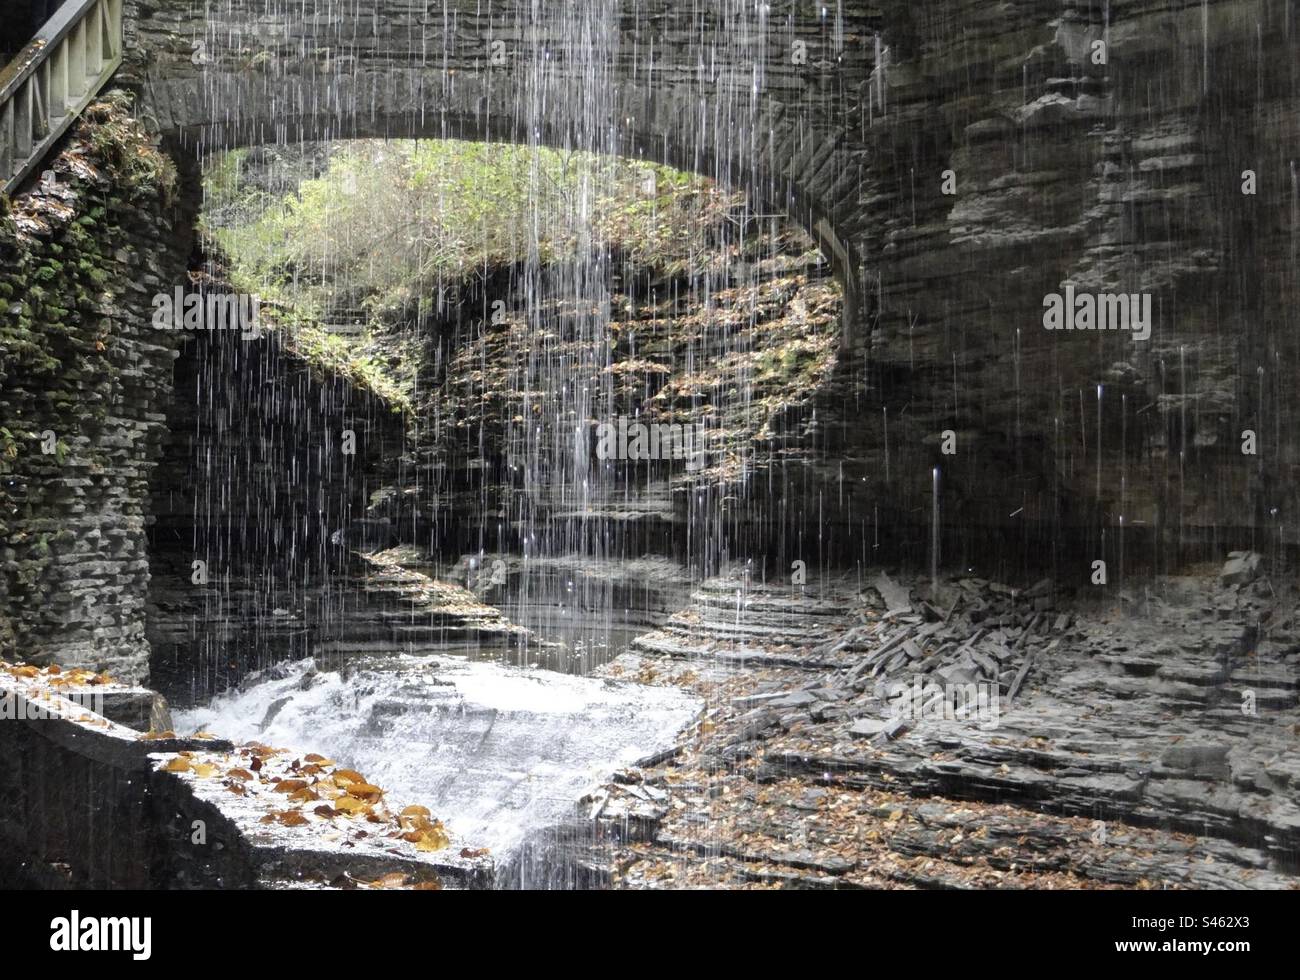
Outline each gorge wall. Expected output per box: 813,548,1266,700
120,0,1300,565
145,319,406,705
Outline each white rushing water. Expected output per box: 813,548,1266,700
175,654,699,857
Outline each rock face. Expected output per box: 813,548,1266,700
120,0,1300,564
3,3,1299,887
364,230,840,565
0,96,187,684
13,0,1299,682
592,567,1300,889
1221,551,1262,587
805,0,1300,570
144,319,409,702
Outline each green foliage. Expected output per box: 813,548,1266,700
81,92,178,203
202,140,741,320
200,140,741,413
286,323,414,414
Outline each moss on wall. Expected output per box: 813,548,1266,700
0,91,186,683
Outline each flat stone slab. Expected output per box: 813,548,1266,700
849,718,888,739
1221,552,1262,587
0,669,228,769
1160,742,1230,776
149,746,492,888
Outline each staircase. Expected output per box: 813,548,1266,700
0,0,123,196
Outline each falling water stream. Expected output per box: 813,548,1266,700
167,0,803,884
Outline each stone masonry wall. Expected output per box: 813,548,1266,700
0,94,190,684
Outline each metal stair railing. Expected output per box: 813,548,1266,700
0,0,123,196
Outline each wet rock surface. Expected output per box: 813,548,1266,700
586,568,1300,889
0,659,494,889
7,0,1300,893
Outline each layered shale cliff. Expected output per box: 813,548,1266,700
820,0,1300,574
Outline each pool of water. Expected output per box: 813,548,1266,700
173,651,699,869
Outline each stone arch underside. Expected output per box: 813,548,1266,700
126,0,870,345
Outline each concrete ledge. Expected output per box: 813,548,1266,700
0,666,493,888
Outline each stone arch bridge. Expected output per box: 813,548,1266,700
125,0,881,346
116,0,1294,369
